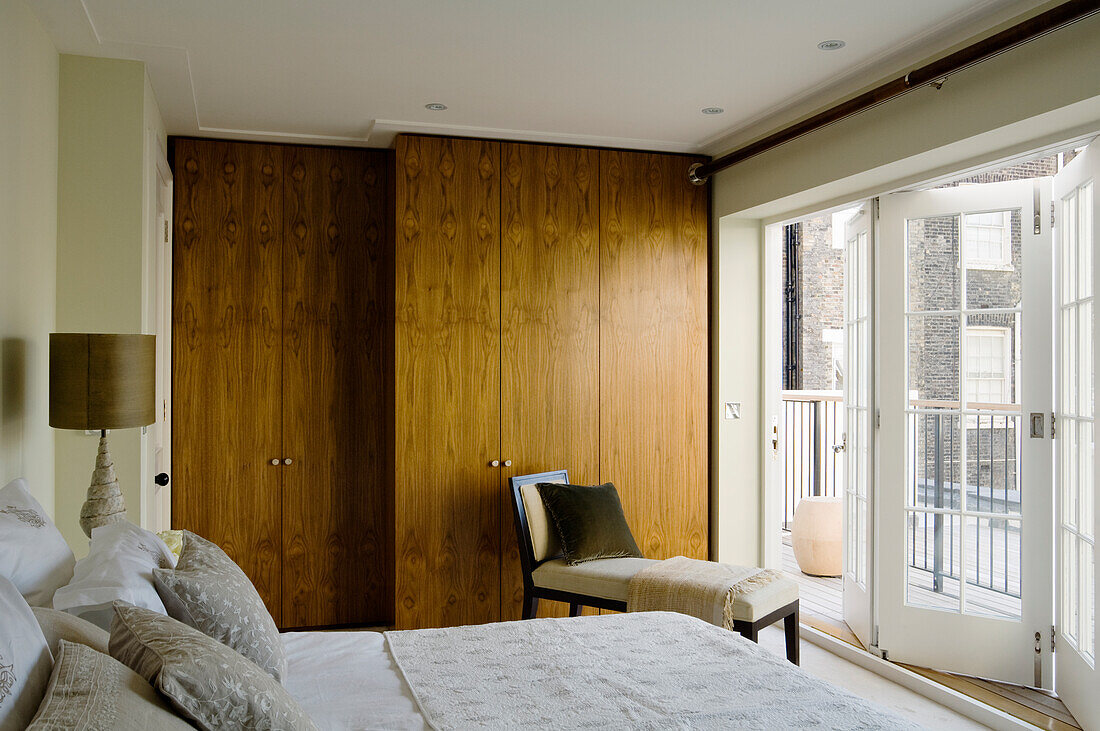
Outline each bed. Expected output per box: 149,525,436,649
283,611,921,730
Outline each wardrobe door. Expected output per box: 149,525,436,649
281,146,392,628
500,143,601,620
172,139,285,623
599,150,709,562
394,136,501,629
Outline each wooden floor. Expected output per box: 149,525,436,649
780,531,1079,730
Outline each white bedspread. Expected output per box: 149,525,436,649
282,630,427,730
384,612,924,730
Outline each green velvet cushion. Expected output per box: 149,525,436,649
536,482,643,565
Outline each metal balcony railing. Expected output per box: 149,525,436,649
782,391,843,529
782,392,1020,601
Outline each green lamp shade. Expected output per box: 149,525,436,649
49,333,156,430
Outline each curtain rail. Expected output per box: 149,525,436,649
688,0,1100,185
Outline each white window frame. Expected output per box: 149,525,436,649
964,210,1012,270
965,325,1011,418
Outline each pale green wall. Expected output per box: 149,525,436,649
55,55,157,554
712,12,1100,566
0,1,59,513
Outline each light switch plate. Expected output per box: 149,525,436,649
724,402,741,420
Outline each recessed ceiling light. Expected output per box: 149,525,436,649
701,107,724,115
425,103,448,111
818,39,846,51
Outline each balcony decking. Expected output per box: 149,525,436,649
781,528,1021,625
781,531,843,625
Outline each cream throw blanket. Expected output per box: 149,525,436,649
627,555,783,629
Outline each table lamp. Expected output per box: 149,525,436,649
49,333,155,537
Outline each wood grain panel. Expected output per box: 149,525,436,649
394,135,501,629
172,139,284,623
599,150,709,563
280,146,392,628
500,143,601,620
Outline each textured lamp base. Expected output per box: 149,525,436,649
79,434,127,537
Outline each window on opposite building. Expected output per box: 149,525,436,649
965,326,1009,408
964,211,1011,270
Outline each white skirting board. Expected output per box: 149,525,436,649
800,625,1035,731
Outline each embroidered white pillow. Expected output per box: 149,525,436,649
0,574,53,730
0,478,75,607
52,521,177,631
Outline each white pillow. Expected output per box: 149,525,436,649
0,478,75,607
0,574,53,730
52,521,176,631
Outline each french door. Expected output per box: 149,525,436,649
1053,142,1098,729
842,203,875,648
877,178,1054,685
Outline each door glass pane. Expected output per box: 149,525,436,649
909,314,961,404
907,510,961,612
1062,420,1079,529
965,516,1022,620
909,412,961,509
1063,194,1078,304
968,413,1021,518
1079,183,1092,300
965,314,1020,408
965,210,1022,310
908,215,960,312
1064,531,1079,643
1082,421,1094,541
1082,541,1094,660
1063,308,1078,414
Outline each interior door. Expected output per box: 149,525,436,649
499,142,600,621
172,140,285,625
280,145,390,628
842,202,875,648
877,178,1053,685
1053,141,1098,728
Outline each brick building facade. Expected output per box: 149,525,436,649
783,156,1060,494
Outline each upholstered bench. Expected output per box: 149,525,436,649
511,470,801,664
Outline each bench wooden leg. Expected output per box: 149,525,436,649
522,594,539,620
784,606,800,665
569,603,582,617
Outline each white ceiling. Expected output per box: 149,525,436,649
29,0,1047,154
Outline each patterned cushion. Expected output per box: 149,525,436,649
27,640,191,730
109,604,317,731
153,530,286,680
0,574,53,730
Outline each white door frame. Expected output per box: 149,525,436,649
762,222,784,569
876,178,1054,686
1053,141,1099,730
140,130,173,533
842,201,876,649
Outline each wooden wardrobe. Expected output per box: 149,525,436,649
393,135,708,629
171,138,393,629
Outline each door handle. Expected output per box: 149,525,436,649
154,472,170,486
503,460,512,467
489,460,500,467
833,434,847,453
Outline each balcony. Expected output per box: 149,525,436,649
782,391,1022,625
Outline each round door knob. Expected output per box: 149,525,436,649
154,473,170,487
284,458,293,465
503,460,512,467
271,459,281,466
490,460,501,467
